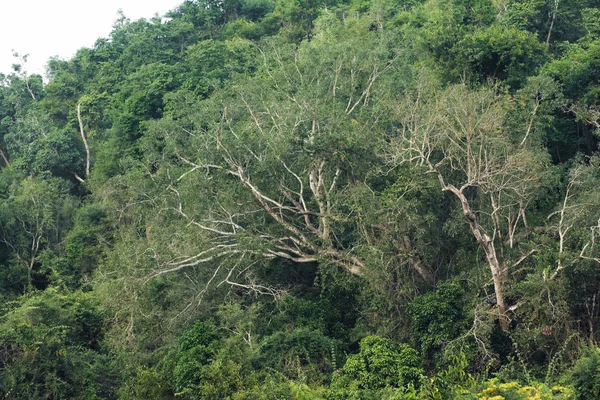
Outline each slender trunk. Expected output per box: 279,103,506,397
485,240,509,330
546,0,559,44
466,206,508,329
77,102,91,178
25,78,36,101
546,13,557,44
0,148,8,166
444,182,508,329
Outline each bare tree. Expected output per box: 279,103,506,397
135,34,405,289
0,148,9,167
0,178,61,282
390,82,546,329
167,132,365,278
11,52,38,101
547,159,600,277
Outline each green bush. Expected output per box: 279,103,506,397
571,347,600,400
409,283,467,360
0,290,116,399
330,336,423,399
173,321,223,398
256,328,336,383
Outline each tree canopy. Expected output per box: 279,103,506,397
1,0,600,398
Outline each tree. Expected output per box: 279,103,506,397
0,177,75,289
389,79,548,329
106,16,402,296
409,283,467,359
454,24,548,88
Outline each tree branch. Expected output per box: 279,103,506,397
77,102,91,179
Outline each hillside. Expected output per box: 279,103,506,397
1,0,600,398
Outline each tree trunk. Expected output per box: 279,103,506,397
0,148,8,167
444,182,509,329
77,102,91,179
546,1,559,44
480,235,508,330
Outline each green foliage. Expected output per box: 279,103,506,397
257,328,336,383
330,335,423,397
0,290,115,399
0,176,76,292
171,320,246,399
1,0,600,396
476,379,573,400
544,40,600,106
62,204,110,287
501,0,594,45
116,365,176,400
571,347,600,399
409,283,467,359
456,24,548,88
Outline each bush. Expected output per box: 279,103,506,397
409,283,467,361
571,347,600,400
173,321,223,398
0,290,117,399
256,328,336,383
477,379,573,400
330,336,423,398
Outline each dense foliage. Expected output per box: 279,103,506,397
1,0,600,398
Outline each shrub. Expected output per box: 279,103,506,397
330,335,423,399
477,379,573,400
571,347,600,400
409,283,467,361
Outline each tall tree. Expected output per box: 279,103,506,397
389,79,548,329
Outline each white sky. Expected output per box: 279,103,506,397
0,0,185,77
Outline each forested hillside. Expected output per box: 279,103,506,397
2,0,600,398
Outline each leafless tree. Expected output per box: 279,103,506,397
390,81,546,329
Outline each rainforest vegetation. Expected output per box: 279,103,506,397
2,0,600,398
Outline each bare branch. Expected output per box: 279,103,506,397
146,245,240,280
0,148,9,167
77,102,91,179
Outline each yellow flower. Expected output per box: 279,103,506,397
499,382,520,390
517,385,538,395
479,387,498,396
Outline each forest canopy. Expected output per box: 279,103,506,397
1,0,600,398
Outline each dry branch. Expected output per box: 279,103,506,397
77,102,91,179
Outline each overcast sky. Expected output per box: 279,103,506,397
0,0,185,77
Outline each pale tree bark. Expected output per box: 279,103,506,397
547,163,600,275
172,150,365,277
431,168,509,329
580,225,600,265
0,196,49,286
401,235,434,284
546,0,559,44
143,145,365,303
77,102,91,180
12,53,37,101
547,166,583,278
144,43,399,292
0,148,8,167
391,83,543,329
363,222,435,284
